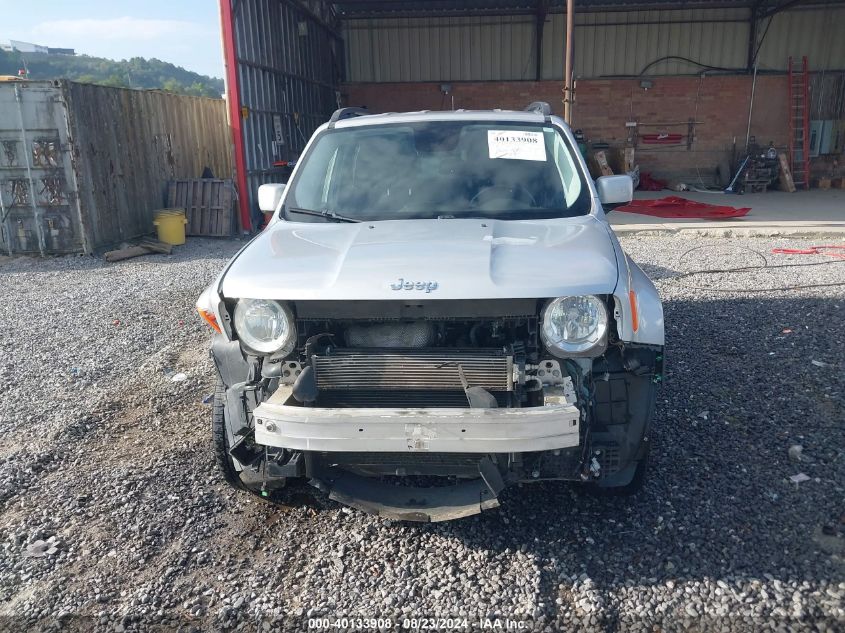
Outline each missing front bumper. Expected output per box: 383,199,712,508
252,387,580,453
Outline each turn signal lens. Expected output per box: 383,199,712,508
197,307,222,334
628,290,639,333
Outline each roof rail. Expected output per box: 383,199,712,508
524,101,551,117
328,107,369,128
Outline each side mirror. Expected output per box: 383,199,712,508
257,183,287,213
596,175,633,211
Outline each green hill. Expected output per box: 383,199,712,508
0,50,224,98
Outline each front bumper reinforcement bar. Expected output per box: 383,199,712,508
252,387,580,453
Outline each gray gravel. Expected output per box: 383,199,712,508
0,235,843,632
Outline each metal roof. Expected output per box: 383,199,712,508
331,1,838,18
333,0,751,18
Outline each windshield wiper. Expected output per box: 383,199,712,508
287,207,360,223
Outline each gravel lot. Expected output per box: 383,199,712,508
0,235,843,632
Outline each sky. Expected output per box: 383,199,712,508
0,0,225,78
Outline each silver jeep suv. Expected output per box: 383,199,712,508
197,103,664,521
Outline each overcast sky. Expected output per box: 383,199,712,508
0,0,225,78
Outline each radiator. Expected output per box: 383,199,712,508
312,348,513,391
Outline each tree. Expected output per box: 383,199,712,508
0,49,224,98
99,74,128,88
161,78,183,93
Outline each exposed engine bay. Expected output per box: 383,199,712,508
211,298,662,520
282,299,547,409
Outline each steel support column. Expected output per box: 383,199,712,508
220,0,252,234
563,0,574,124
535,0,549,81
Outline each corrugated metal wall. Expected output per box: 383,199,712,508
0,80,231,255
548,8,749,78
67,82,232,252
231,0,342,219
343,6,845,82
757,5,845,72
345,15,535,82
0,81,82,255
810,73,845,120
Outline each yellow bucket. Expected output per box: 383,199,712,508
153,209,188,245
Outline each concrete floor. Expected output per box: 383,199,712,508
609,188,845,236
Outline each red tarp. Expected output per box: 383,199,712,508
615,196,751,219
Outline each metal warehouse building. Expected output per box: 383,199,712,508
219,0,845,231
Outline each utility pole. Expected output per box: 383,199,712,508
563,0,574,124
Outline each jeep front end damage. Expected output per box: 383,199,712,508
205,297,662,521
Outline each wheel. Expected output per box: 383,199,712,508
589,446,650,497
212,377,248,491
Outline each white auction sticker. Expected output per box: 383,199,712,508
487,130,546,161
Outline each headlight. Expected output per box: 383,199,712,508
233,299,296,355
541,295,608,357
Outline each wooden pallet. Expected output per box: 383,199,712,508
777,153,796,193
590,150,614,177
167,179,235,237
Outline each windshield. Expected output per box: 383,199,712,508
282,121,591,222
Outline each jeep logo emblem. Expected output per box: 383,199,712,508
390,278,439,293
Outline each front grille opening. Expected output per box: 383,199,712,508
313,348,512,391
314,389,511,408
308,347,514,408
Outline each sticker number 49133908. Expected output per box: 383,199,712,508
487,130,546,161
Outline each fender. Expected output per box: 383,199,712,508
607,231,664,346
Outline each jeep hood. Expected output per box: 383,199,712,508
220,216,620,300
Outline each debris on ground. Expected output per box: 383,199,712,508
104,238,173,263
789,473,811,484
788,445,804,462
25,537,61,558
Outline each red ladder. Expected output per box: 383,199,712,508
787,56,810,190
